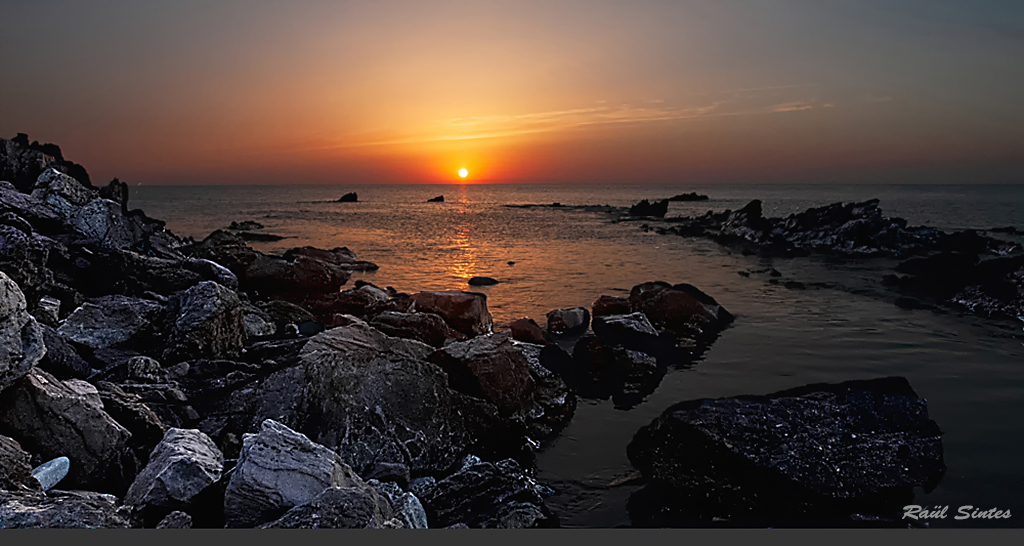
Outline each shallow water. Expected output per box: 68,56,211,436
132,182,1024,528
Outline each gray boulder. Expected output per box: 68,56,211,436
30,168,95,219
223,419,365,528
259,485,396,529
57,295,164,350
68,198,135,248
368,478,428,529
37,324,91,380
163,281,245,362
0,368,133,494
0,490,129,529
0,271,46,392
125,428,223,512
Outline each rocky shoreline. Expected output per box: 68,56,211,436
2,136,950,528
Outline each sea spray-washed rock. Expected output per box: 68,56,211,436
0,271,46,392
298,322,527,475
0,368,133,494
0,489,130,529
417,455,557,528
223,419,365,528
626,377,946,524
124,428,223,517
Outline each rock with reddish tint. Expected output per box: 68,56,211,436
626,377,946,523
409,291,493,338
592,295,631,317
512,342,577,439
545,307,590,336
283,246,379,271
628,281,733,337
244,253,351,301
428,333,536,417
369,311,467,348
304,284,390,321
509,317,548,345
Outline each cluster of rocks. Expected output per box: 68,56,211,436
643,198,1022,321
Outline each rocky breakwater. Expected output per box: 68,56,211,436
626,377,946,527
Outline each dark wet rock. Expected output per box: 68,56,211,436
244,253,352,302
0,271,47,392
124,428,223,521
98,178,129,212
297,320,324,337
37,324,91,380
57,294,164,350
0,489,129,529
468,276,500,286
117,383,200,431
418,456,557,529
889,253,1024,320
628,199,669,218
30,168,96,219
365,462,411,490
156,510,193,529
1,434,38,492
0,226,57,319
65,247,239,299
570,335,664,409
94,381,167,464
509,317,548,345
989,226,1019,234
303,284,390,321
591,295,631,317
667,192,709,202
182,230,259,279
428,195,444,203
299,323,524,475
223,419,365,528
512,342,576,439
428,333,536,417
591,312,661,355
545,307,590,336
369,310,467,348
0,368,133,494
241,301,276,338
2,137,60,193
283,246,379,272
626,377,946,523
257,299,316,331
337,192,358,203
409,290,493,338
163,281,245,363
236,231,288,242
228,220,264,231
260,485,396,529
628,281,733,338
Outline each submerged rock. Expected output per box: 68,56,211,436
626,377,946,524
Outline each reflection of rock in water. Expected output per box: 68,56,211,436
625,377,946,527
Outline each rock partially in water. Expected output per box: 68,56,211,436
626,377,946,524
427,195,444,203
667,192,709,202
428,333,536,417
545,307,590,336
509,317,548,345
337,192,358,203
468,276,500,286
628,199,669,218
228,220,264,231
409,290,493,338
628,281,733,338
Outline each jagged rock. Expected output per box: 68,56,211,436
182,230,259,279
409,291,493,338
57,294,164,350
0,212,33,235
418,456,556,528
428,333,536,416
124,428,223,515
592,295,631,317
626,377,946,522
0,225,56,311
257,299,316,331
509,317,548,345
591,312,661,354
30,168,96,219
570,336,664,409
0,271,46,392
545,307,590,336
0,368,133,494
427,195,444,203
1,434,38,491
0,489,129,529
126,356,164,383
512,342,576,439
68,198,139,248
667,192,709,202
260,485,396,529
369,310,467,348
337,192,358,203
228,220,263,231
628,281,733,337
299,323,522,475
163,281,245,363
0,180,63,233
628,199,669,217
303,284,389,321
95,381,167,463
365,462,411,490
223,419,365,528
156,510,193,529
368,479,428,529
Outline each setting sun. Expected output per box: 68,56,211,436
458,168,468,178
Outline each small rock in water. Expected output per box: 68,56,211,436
32,456,70,491
507,261,515,266
337,192,358,202
427,195,444,203
468,276,500,286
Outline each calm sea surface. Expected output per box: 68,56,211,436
133,183,1024,528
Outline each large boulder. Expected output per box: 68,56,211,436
244,253,351,301
0,225,53,306
68,198,138,249
626,377,946,523
223,419,365,528
0,271,46,392
409,291,493,337
0,181,64,234
57,295,164,350
30,168,95,219
428,333,536,417
592,295,631,317
124,428,224,516
628,281,733,337
417,455,557,528
95,381,167,463
0,368,133,494
508,317,548,345
591,312,661,354
260,486,397,529
1,434,38,492
0,490,129,529
163,281,246,363
369,311,467,348
512,342,577,439
303,284,390,321
299,323,520,475
37,324,91,380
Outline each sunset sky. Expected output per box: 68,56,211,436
2,0,1023,185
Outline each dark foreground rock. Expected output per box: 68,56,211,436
1,434,38,492
124,428,223,521
0,489,129,528
626,377,946,525
260,486,398,529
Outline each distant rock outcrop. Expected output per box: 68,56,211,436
337,192,358,203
